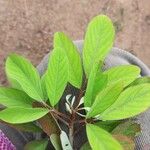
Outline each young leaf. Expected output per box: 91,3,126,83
87,82,123,118
5,54,44,101
104,65,140,87
24,139,48,150
83,15,115,77
0,87,33,108
84,62,107,107
0,107,49,124
100,84,150,120
54,32,83,88
86,124,123,150
50,134,62,150
46,48,68,107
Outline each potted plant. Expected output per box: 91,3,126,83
0,15,150,150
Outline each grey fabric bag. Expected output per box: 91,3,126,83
0,40,150,149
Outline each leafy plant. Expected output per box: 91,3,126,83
0,15,150,150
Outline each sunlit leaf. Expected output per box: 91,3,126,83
0,87,33,108
87,82,123,118
41,73,48,101
0,107,49,124
5,54,44,101
84,62,107,107
100,84,150,120
104,65,140,87
46,48,68,107
83,15,115,77
54,32,83,88
86,124,123,150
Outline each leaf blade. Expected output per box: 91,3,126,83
95,120,122,132
87,82,123,118
83,15,115,77
104,65,140,87
127,77,150,87
46,48,68,107
86,124,123,150
84,62,107,107
11,123,42,133
5,54,44,101
0,87,33,108
24,139,48,150
54,32,83,88
50,134,62,150
0,107,49,124
100,84,150,120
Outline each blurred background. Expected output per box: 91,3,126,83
0,0,150,85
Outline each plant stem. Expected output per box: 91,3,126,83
69,123,74,146
53,113,69,126
75,79,87,108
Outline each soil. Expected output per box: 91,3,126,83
0,0,150,85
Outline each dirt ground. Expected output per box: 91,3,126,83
0,0,150,85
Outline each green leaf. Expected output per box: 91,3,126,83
83,15,115,77
0,107,49,124
112,120,140,138
95,120,122,132
24,139,48,150
0,87,33,108
86,124,123,150
127,77,150,87
7,77,22,90
5,54,44,101
46,48,68,107
54,32,83,88
87,82,123,118
80,142,92,150
104,65,140,87
84,62,107,107
100,84,150,120
50,134,62,150
41,73,48,101
1,120,42,133
10,122,42,133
